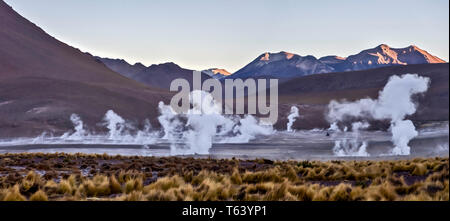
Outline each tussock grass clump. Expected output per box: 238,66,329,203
144,176,183,192
264,181,296,201
122,191,146,201
144,189,178,201
43,180,59,195
412,163,428,176
20,171,43,195
78,175,113,197
377,182,398,201
312,185,333,201
242,168,283,184
329,183,352,201
30,190,48,201
287,185,314,201
58,180,74,195
109,176,122,194
196,178,233,201
3,185,26,201
230,168,243,185
124,178,143,194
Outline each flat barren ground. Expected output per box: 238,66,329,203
0,153,447,201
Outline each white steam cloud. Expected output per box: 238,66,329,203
158,90,274,155
0,91,273,155
287,106,299,132
52,111,158,145
103,110,126,139
327,74,430,156
331,121,370,157
60,114,87,140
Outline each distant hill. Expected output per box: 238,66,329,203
132,62,213,89
0,1,172,137
95,57,147,78
96,57,214,89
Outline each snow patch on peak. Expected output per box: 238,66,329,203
260,52,270,61
284,52,295,60
212,69,231,76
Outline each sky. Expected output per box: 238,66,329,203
5,0,449,72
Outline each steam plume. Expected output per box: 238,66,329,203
158,90,274,155
287,106,299,132
327,74,430,155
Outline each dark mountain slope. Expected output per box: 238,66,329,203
0,1,172,137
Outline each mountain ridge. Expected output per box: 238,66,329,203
324,44,446,72
96,57,216,89
226,51,334,79
227,44,446,79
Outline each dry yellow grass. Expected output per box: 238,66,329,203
0,153,448,201
30,190,48,201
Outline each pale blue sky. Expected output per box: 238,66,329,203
5,0,449,72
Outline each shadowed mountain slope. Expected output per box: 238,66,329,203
0,1,172,137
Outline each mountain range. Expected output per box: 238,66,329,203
319,44,445,72
228,44,445,79
98,44,446,83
